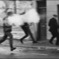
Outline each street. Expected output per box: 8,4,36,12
0,40,59,59
0,27,59,59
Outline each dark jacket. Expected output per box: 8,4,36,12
3,16,12,33
3,23,12,33
49,18,58,32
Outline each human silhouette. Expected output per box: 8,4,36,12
49,15,59,45
0,12,16,51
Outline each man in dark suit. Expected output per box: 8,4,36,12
49,15,59,45
0,12,16,51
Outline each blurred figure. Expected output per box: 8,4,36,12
19,4,40,43
19,12,37,44
5,5,40,44
20,22,37,44
0,12,16,51
49,15,59,45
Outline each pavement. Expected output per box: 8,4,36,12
0,27,59,59
0,39,59,59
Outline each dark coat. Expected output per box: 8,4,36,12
3,23,12,33
3,17,12,33
49,18,58,32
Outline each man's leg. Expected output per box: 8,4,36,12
27,26,37,43
56,32,59,45
49,32,56,44
8,33,16,51
20,26,28,43
49,36,55,44
0,33,7,43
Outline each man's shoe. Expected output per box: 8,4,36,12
33,41,37,43
56,43,59,46
11,47,16,51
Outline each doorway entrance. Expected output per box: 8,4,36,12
36,0,46,41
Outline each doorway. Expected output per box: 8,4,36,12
36,0,46,41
